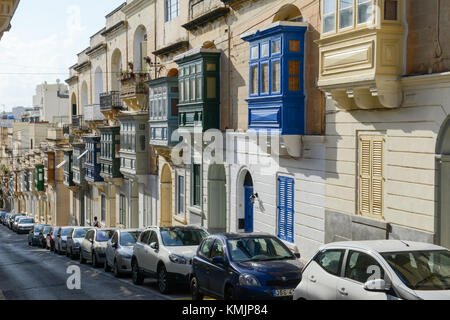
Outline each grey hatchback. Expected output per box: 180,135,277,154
104,229,142,277
79,228,115,267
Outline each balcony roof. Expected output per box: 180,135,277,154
153,40,189,57
182,7,230,31
101,20,127,37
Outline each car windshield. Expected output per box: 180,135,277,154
120,231,141,246
34,225,44,232
19,218,33,224
382,250,450,291
43,226,51,234
61,228,73,236
96,230,114,242
160,228,207,247
226,237,294,262
73,229,88,238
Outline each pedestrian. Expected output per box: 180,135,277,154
93,216,101,228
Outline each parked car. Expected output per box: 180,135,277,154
293,240,450,300
79,228,115,267
8,213,25,229
15,217,35,234
46,226,61,251
1,212,9,225
190,233,303,300
3,213,11,225
0,211,7,224
131,226,209,293
28,224,49,246
54,227,74,255
105,229,142,277
12,215,29,232
38,225,52,248
66,227,91,259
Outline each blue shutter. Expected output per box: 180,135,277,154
278,176,294,243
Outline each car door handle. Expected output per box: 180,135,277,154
338,288,348,296
309,275,316,283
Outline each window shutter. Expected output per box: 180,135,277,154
278,176,294,243
359,135,384,218
141,40,147,72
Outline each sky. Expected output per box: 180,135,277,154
0,0,126,112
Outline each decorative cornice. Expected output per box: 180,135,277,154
182,7,230,31
105,2,127,18
101,21,127,38
74,61,91,72
122,0,154,16
86,43,107,56
153,40,189,57
65,75,79,85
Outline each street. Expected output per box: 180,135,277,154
0,224,192,300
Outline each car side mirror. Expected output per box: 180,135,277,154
212,256,226,265
364,279,390,292
150,242,159,250
89,239,94,243
112,242,118,249
294,253,301,259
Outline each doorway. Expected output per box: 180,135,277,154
208,164,227,233
160,165,173,227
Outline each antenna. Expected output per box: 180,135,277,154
399,240,410,247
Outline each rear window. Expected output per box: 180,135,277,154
96,230,114,242
19,218,33,224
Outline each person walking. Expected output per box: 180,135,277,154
93,216,101,228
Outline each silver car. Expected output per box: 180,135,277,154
294,240,450,300
15,217,34,234
66,227,91,259
131,226,209,293
104,229,142,277
54,227,74,255
79,228,115,267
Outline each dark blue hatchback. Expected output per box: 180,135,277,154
191,233,304,300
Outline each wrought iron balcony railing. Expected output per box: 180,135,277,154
100,91,123,111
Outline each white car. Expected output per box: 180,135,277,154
294,240,450,300
131,226,209,293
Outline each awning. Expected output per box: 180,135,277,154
55,160,67,169
77,150,88,160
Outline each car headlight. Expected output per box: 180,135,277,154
239,274,261,287
169,254,187,264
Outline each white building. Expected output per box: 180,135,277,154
32,81,70,124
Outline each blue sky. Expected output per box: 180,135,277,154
0,0,125,112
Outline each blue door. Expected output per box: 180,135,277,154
244,186,254,233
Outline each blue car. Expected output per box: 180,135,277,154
190,233,304,300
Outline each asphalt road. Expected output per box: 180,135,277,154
0,224,193,300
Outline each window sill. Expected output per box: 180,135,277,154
173,214,187,225
188,206,202,216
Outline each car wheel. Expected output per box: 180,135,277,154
224,285,235,301
104,259,111,272
113,259,121,278
157,264,171,294
79,250,86,264
131,261,144,285
190,276,204,300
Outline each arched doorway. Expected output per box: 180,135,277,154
160,165,173,226
94,67,103,104
81,81,89,108
237,169,254,233
133,25,147,72
436,117,450,248
71,93,77,116
208,164,226,233
111,49,122,92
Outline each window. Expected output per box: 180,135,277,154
148,231,158,245
140,230,150,244
210,240,225,259
323,0,336,33
339,0,354,29
199,238,215,259
384,0,398,20
359,135,384,218
101,194,106,222
277,176,294,243
272,61,281,92
261,42,269,57
345,251,384,283
289,40,300,52
192,164,201,207
250,65,258,95
314,249,345,276
357,0,372,24
288,60,300,91
250,46,259,60
272,39,281,55
177,175,185,215
119,194,126,226
165,0,179,22
261,63,269,94
206,77,216,99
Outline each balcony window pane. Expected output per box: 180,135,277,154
190,77,195,101
339,0,354,29
323,0,336,33
384,0,398,20
180,81,184,102
289,40,300,52
206,77,216,99
206,63,216,71
185,79,190,101
251,46,258,60
358,0,372,24
289,60,300,76
272,61,281,92
250,65,258,95
272,39,281,55
196,77,202,99
261,63,269,94
323,0,336,14
261,42,269,57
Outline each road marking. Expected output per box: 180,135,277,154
0,290,5,300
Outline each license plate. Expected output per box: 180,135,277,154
273,288,295,297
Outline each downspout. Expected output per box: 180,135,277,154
154,2,157,80
226,5,232,130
